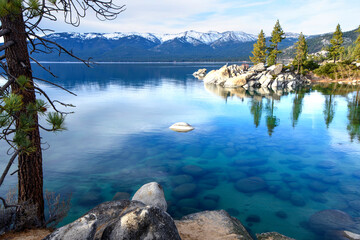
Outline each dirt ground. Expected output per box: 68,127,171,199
0,229,52,240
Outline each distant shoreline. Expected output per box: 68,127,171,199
31,61,252,64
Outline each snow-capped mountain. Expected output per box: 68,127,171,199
33,30,299,62
48,30,257,45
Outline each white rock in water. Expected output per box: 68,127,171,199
132,182,167,211
343,230,360,239
169,122,194,132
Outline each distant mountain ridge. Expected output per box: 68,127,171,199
33,30,300,62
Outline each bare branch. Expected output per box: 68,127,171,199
0,150,20,187
0,41,15,52
0,28,10,37
33,76,77,96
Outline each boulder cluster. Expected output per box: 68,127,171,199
193,63,311,91
44,182,296,240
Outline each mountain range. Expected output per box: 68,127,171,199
32,29,358,62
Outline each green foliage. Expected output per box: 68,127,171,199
314,62,360,79
303,59,320,71
46,112,66,131
347,93,360,142
353,25,360,60
328,24,345,63
293,33,308,73
250,30,267,64
3,93,23,113
0,0,22,17
267,20,285,66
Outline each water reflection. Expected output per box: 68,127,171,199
291,90,306,128
347,91,360,142
249,98,263,128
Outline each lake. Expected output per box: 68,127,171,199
1,63,360,239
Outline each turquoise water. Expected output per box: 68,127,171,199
1,63,360,239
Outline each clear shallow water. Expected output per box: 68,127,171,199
1,63,360,239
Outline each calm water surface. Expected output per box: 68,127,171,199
2,63,360,239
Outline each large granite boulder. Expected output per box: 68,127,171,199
132,182,167,211
268,64,283,76
249,63,266,72
44,200,181,240
256,232,295,240
175,210,253,240
223,74,249,88
203,65,230,85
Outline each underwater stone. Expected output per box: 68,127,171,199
316,160,337,169
349,200,360,212
308,209,355,233
268,185,281,194
310,195,328,203
182,165,206,177
256,232,295,240
226,208,240,216
172,175,194,186
308,181,329,192
275,211,288,219
234,177,267,193
223,148,237,157
246,214,261,223
234,158,267,167
172,183,197,199
203,194,220,203
177,198,199,209
275,189,292,201
201,199,218,210
290,194,306,207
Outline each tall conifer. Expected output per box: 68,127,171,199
250,30,267,64
293,33,308,74
267,20,286,66
329,24,344,63
353,25,360,60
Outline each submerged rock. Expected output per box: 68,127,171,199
175,210,253,240
308,209,355,233
132,182,167,211
169,122,194,132
234,177,267,193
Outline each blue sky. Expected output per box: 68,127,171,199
41,0,360,35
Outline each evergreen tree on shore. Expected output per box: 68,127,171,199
293,33,308,74
329,24,344,63
353,25,360,60
267,20,286,66
250,30,267,64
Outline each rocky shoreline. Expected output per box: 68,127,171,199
43,182,360,240
193,63,311,91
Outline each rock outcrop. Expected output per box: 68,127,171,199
132,182,167,211
256,232,295,240
44,200,181,240
175,210,253,240
193,68,207,79
196,63,310,91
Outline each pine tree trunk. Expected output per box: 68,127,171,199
1,13,45,227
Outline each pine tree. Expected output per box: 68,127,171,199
353,25,360,60
0,0,124,229
329,24,344,63
267,20,286,66
293,33,308,74
250,30,267,64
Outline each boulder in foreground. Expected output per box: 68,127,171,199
44,200,180,240
175,210,253,240
132,182,167,211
